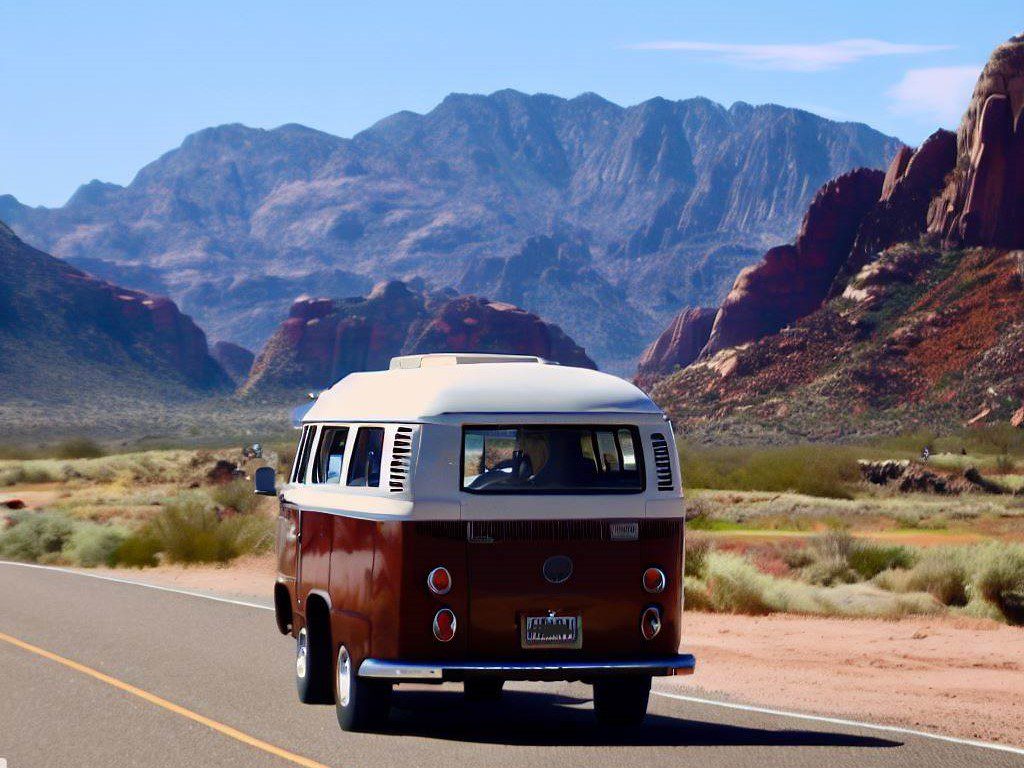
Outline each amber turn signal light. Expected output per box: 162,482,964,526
427,566,452,595
643,567,666,594
433,608,457,642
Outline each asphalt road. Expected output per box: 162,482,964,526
1,562,1021,768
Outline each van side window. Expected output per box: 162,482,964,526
347,427,384,487
290,426,314,484
313,427,349,484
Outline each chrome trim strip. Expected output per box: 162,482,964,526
358,654,695,681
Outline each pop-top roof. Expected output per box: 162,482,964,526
303,357,662,422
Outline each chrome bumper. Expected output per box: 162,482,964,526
358,654,695,683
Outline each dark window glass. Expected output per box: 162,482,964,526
462,426,644,494
291,426,315,484
313,427,349,484
347,427,385,488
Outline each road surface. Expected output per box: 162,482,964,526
0,562,1020,768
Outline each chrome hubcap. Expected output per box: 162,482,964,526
296,628,309,679
337,646,352,707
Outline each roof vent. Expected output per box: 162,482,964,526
389,426,414,492
389,353,548,369
651,433,674,491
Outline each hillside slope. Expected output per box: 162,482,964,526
0,220,230,407
642,33,1024,441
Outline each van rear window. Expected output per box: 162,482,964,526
462,426,644,494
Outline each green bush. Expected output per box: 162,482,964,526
64,525,128,567
113,533,161,568
0,512,76,562
848,543,915,580
210,479,258,515
121,491,272,565
679,444,859,499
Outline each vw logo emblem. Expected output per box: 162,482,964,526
543,555,573,584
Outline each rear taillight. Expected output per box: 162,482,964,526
643,567,666,594
433,608,457,642
427,566,452,595
640,606,661,640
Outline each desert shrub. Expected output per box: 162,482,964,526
683,576,713,611
0,511,76,562
54,438,105,459
679,444,859,499
704,552,775,614
64,525,128,567
113,533,161,568
684,538,711,578
124,491,273,564
210,479,258,515
802,556,857,586
975,545,1024,625
904,548,970,606
0,464,61,487
995,454,1016,474
848,543,915,580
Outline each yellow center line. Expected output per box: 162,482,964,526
0,630,332,768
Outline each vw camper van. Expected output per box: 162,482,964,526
257,353,694,731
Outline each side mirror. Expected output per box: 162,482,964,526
254,466,278,496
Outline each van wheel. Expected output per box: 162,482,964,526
335,645,391,732
592,676,651,727
464,678,504,701
295,626,333,704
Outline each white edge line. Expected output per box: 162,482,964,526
4,559,1023,757
651,690,1024,756
0,560,274,612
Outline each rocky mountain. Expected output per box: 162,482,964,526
639,33,1024,441
634,307,717,388
0,220,230,407
241,280,594,398
211,341,255,384
1,92,900,371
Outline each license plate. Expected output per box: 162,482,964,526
521,614,582,649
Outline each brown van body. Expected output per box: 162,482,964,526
276,511,684,676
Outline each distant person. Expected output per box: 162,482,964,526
921,446,931,462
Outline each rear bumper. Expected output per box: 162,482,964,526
358,654,696,683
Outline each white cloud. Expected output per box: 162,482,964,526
886,65,981,125
627,38,954,72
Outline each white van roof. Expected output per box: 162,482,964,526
304,355,662,422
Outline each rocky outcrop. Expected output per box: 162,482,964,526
700,168,885,358
211,341,255,384
928,34,1024,248
241,281,595,397
406,296,596,369
634,307,717,387
0,220,231,403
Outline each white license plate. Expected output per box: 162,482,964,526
521,614,582,649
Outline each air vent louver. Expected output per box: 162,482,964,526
651,433,674,491
388,426,413,492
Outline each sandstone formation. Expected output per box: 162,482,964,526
634,307,717,388
242,281,595,397
211,341,255,384
2,92,900,369
928,34,1024,248
0,220,230,403
700,168,885,358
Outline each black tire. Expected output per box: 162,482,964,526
464,678,504,701
334,644,391,732
592,676,651,727
295,625,333,704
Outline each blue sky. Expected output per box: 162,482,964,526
3,1,1020,206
